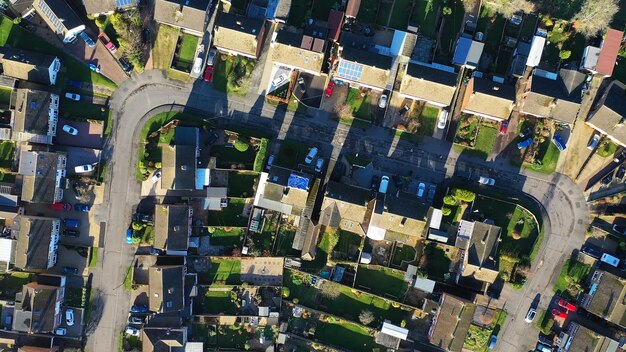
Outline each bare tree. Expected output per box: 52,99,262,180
320,281,341,299
482,0,535,18
462,0,480,13
359,310,375,325
573,0,619,37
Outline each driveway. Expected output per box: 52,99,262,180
54,146,102,175
55,119,104,149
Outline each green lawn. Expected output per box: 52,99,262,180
464,310,507,351
424,242,451,279
332,230,362,261
0,141,15,168
0,16,116,89
416,106,439,138
455,121,497,160
439,0,465,56
89,247,99,268
227,171,259,197
597,140,618,157
153,24,179,69
355,265,408,298
554,259,590,298
474,123,498,158
0,87,11,106
526,138,560,174
287,0,312,27
65,287,86,308
315,320,383,351
311,0,341,20
206,259,241,285
357,0,379,23
206,198,248,227
215,325,248,349
484,12,506,58
0,272,32,299
211,145,257,169
210,227,245,247
202,290,239,315
60,100,109,121
410,0,441,37
346,88,374,121
376,2,393,26
179,34,199,68
392,245,416,267
276,139,310,169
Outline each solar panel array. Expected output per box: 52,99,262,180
337,61,364,81
116,0,134,7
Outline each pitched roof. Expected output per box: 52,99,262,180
36,0,83,30
14,216,57,271
338,47,391,89
272,29,326,74
18,151,62,203
345,0,360,17
461,221,501,283
13,281,61,333
142,326,187,352
523,69,584,123
429,294,475,352
321,181,371,233
154,204,191,252
8,0,35,17
583,270,626,327
0,47,58,85
81,0,115,15
327,10,344,42
213,13,264,58
12,89,57,134
596,29,623,76
300,219,320,261
586,81,626,146
369,194,428,237
149,265,185,313
258,166,313,215
400,63,458,106
464,78,515,120
154,0,209,33
565,322,619,352
161,145,196,190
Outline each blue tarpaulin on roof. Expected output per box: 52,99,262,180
288,174,309,190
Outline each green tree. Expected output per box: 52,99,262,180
443,195,458,205
282,287,290,298
559,50,572,60
12,17,21,24
358,310,375,325
441,207,452,216
95,15,106,29
234,137,250,152
454,189,476,202
442,6,452,15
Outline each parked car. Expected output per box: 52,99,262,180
475,32,484,41
304,147,318,164
417,182,426,198
478,176,495,185
125,326,140,337
64,219,80,228
536,343,552,352
272,73,287,86
517,138,534,149
62,124,79,135
88,62,100,73
537,334,553,346
66,80,81,88
98,32,117,53
601,173,614,186
80,32,96,47
314,158,324,172
614,151,626,163
51,203,71,211
552,134,566,151
588,133,601,150
399,104,410,116
203,65,214,82
142,27,151,44
151,170,162,183
297,77,306,94
617,165,626,180
519,127,532,138
206,132,219,146
324,82,335,97
55,328,67,336
557,299,577,312
488,335,497,350
266,155,275,170
524,308,536,323
62,266,79,275
126,229,134,244
427,184,436,203
119,58,132,73
499,120,509,135
437,110,449,129
65,92,80,101
371,175,379,191
378,94,388,109
66,309,75,326
581,244,602,259
130,304,148,313
150,247,163,255
206,48,217,66
75,164,94,173
133,213,153,223
74,203,91,212
612,224,626,235
63,229,80,238
379,176,390,194
128,316,143,324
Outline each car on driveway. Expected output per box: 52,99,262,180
126,229,134,244
130,304,148,313
65,92,80,101
552,134,566,151
427,185,436,203
125,326,140,336
142,27,151,44
488,335,497,350
297,77,306,94
416,183,426,198
133,213,153,223
557,299,577,312
370,175,379,191
614,151,626,163
525,307,536,323
378,94,388,109
588,133,601,150
612,224,626,235
265,155,275,170
203,65,214,82
119,58,132,73
551,308,568,319
151,170,162,183
63,229,80,238
437,110,448,129
80,32,95,47
62,266,79,275
581,244,602,259
128,316,143,324
324,81,335,97
519,127,533,138
478,176,495,185
98,32,117,53
617,165,626,180
55,328,67,335
51,203,71,211
537,334,554,346
272,73,287,87
517,138,534,149
315,158,324,173
64,219,80,228
304,147,318,164
62,124,79,135
499,120,509,135
88,62,100,73
75,164,94,173
71,182,82,199
65,309,74,326
74,203,91,212
601,173,613,186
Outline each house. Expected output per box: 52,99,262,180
461,77,515,121
557,322,620,352
375,321,409,349
327,10,344,42
12,274,66,334
82,0,138,16
18,150,66,203
33,0,85,43
154,204,192,254
334,47,392,91
366,193,428,240
245,0,290,23
320,181,373,237
0,47,61,86
10,88,59,144
161,128,199,190
586,81,626,147
253,166,314,217
13,215,60,271
452,37,484,69
580,269,626,328
154,0,210,36
580,29,623,77
454,220,501,286
149,264,185,313
271,28,327,75
399,63,458,108
521,68,585,125
213,13,266,59
428,293,475,352
7,0,35,18
142,326,189,352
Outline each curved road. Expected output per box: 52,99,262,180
86,70,589,352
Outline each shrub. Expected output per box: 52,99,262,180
441,207,452,216
454,189,476,202
234,138,250,152
358,310,375,325
292,298,299,304
253,138,269,172
443,195,458,205
282,287,290,298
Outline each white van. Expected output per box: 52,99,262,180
601,253,620,267
192,57,204,74
378,176,390,194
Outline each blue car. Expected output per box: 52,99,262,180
126,229,133,244
80,32,96,48
130,304,148,313
88,62,100,73
74,203,91,212
488,335,497,350
517,138,534,149
552,134,566,151
64,219,80,228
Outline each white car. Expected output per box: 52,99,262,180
315,158,324,172
151,170,162,183
525,308,536,323
478,176,495,185
65,93,80,101
272,73,287,87
65,309,75,326
55,327,67,335
378,94,388,108
417,182,426,198
125,326,141,336
437,110,449,129
304,147,318,164
75,164,94,173
62,124,78,135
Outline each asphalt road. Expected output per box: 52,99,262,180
86,70,589,352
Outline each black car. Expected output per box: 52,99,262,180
133,213,153,223
537,334,554,347
581,244,602,259
519,128,533,138
297,77,306,94
150,247,163,255
399,104,410,116
206,133,219,146
617,166,626,180
119,58,132,73
142,27,151,44
63,229,80,238
370,175,379,191
62,266,79,275
601,173,614,186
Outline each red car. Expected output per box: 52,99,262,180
51,203,71,211
499,120,509,135
98,33,117,53
552,308,568,319
557,299,577,312
325,81,335,97
203,65,214,82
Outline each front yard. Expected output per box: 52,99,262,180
345,88,374,122
276,139,310,169
212,55,255,95
554,259,590,298
397,103,439,141
463,310,507,351
454,116,498,159
512,118,561,174
171,33,199,72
